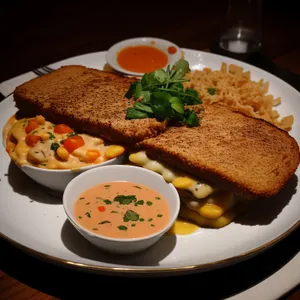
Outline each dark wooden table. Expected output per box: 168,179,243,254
0,1,299,299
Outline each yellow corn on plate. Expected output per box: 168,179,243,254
179,201,248,228
172,177,195,189
105,145,125,159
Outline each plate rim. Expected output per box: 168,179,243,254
1,48,300,275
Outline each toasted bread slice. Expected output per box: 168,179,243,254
13,65,167,145
137,104,300,199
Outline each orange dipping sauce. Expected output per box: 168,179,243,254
74,181,170,239
117,45,169,73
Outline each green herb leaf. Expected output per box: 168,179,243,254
207,87,216,95
150,224,155,227
78,216,82,219
146,201,153,206
170,96,184,114
139,218,145,222
92,228,98,231
79,197,85,200
110,210,119,214
126,108,151,119
104,185,111,188
131,223,136,227
154,69,167,83
135,200,144,206
103,199,112,205
50,142,60,151
32,130,38,134
118,225,128,231
67,132,78,138
134,102,154,114
124,210,139,221
98,220,111,224
157,214,163,217
155,197,161,200
114,195,137,205
183,109,200,127
85,212,91,218
47,132,55,140
148,218,153,222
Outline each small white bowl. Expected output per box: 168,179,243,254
62,165,180,255
19,154,125,193
106,37,182,76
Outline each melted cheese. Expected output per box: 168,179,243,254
129,151,217,199
4,115,124,170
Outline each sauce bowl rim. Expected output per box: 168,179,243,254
106,36,182,77
62,164,181,243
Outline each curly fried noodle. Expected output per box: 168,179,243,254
184,62,294,131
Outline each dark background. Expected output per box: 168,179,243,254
1,0,300,83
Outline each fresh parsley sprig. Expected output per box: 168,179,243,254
125,59,202,127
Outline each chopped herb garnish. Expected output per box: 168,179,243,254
92,228,98,231
98,220,111,224
41,163,47,166
124,210,139,222
207,87,216,95
79,197,85,200
131,224,136,227
110,210,119,214
103,199,112,205
85,202,90,205
78,216,82,219
34,151,39,154
47,132,55,140
157,214,163,217
67,132,78,138
146,201,153,206
150,224,155,227
50,142,60,151
118,225,128,231
32,130,38,134
155,197,161,200
114,195,137,205
124,59,202,127
104,185,111,188
134,200,144,206
140,218,145,222
133,186,142,189
148,218,153,222
85,212,91,218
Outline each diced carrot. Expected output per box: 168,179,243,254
54,124,73,134
98,206,105,212
25,134,41,147
85,149,101,163
25,119,39,134
63,136,84,153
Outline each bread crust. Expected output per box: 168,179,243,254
13,65,167,145
137,104,300,199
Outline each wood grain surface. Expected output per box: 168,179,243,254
0,1,299,299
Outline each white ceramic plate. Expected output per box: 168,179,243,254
0,50,299,278
106,37,181,76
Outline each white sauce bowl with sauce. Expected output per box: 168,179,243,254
63,165,180,255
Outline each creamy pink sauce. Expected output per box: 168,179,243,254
74,181,170,239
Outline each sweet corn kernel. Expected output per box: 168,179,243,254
41,133,50,141
36,115,46,125
85,149,101,163
105,145,125,159
56,146,69,161
172,177,195,189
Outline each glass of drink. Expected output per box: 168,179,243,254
211,0,263,61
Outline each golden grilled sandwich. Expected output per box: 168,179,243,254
129,103,300,228
13,65,167,146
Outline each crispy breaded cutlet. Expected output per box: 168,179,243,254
13,65,167,145
137,104,300,199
